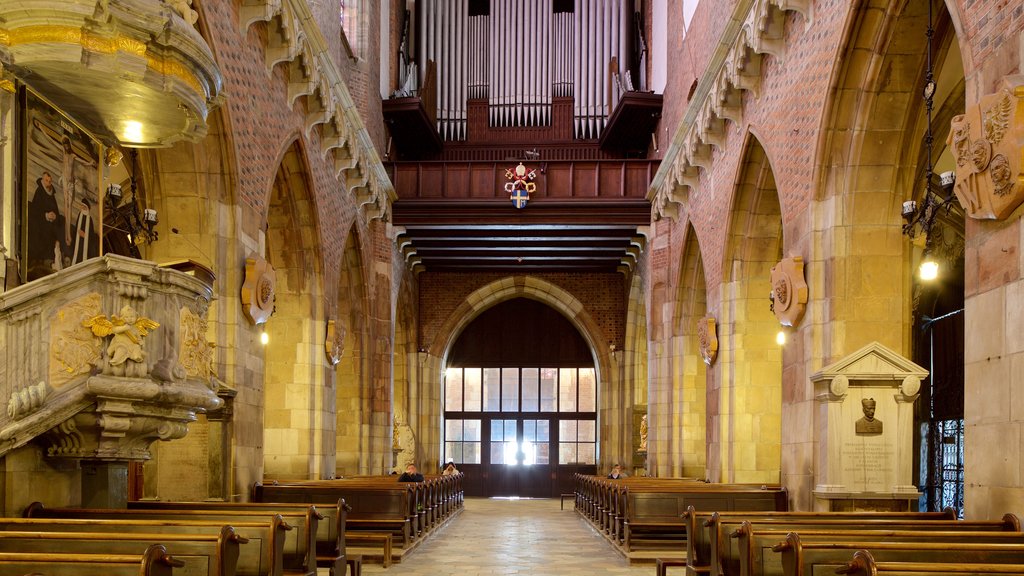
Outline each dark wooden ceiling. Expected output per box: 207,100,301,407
389,160,654,274
392,200,649,273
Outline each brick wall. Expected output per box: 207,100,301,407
417,272,628,351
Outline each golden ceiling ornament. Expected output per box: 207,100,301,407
241,256,276,325
948,78,1024,220
769,256,808,327
325,319,346,366
696,315,719,366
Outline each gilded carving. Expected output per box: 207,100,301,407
696,316,718,366
325,319,346,366
769,256,808,327
180,303,216,381
241,256,276,325
49,292,104,389
84,304,160,378
948,79,1024,220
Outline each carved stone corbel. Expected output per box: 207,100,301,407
697,316,719,365
241,256,276,325
769,256,808,327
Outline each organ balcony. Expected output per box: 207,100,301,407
0,0,223,147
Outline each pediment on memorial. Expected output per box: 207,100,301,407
810,341,928,384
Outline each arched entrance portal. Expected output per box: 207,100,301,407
443,298,598,497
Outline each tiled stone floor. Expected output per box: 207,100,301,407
357,497,652,575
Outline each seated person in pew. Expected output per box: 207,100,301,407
442,462,458,476
607,464,628,479
398,464,424,482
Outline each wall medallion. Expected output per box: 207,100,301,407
948,78,1024,220
769,256,808,327
241,256,276,325
696,315,718,365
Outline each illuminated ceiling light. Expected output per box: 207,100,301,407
776,330,787,346
919,257,939,281
123,120,144,143
260,330,270,345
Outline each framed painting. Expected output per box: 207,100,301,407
22,88,103,281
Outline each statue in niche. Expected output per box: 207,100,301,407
638,414,648,452
855,397,883,435
85,304,159,377
392,407,417,473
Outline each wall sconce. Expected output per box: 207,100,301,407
105,149,158,246
902,170,956,240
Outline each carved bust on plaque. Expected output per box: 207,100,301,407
855,397,883,435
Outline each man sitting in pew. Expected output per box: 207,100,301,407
398,464,424,482
607,464,628,479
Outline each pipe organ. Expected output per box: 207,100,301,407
418,0,631,141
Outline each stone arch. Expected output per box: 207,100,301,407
261,140,326,480
430,277,611,376
715,133,783,485
334,224,372,475
391,280,418,473
652,223,708,479
796,0,966,512
138,106,244,500
622,272,648,473
425,276,616,466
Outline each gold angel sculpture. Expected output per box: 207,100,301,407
84,304,159,377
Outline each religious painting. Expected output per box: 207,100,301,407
23,88,102,281
0,78,15,289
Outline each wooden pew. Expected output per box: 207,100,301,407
837,549,1024,576
0,543,182,576
682,507,961,576
621,484,788,552
775,532,1024,576
344,531,393,567
0,515,289,576
127,499,353,573
24,502,316,576
253,481,414,548
258,473,463,541
735,524,1024,576
0,525,243,576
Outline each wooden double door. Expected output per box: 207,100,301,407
455,415,596,498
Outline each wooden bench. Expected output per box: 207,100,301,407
837,549,1024,576
127,499,354,573
0,543,182,576
253,481,414,548
0,515,289,576
682,507,963,576
25,501,317,576
775,533,1024,576
345,531,393,567
621,485,788,552
735,523,1024,576
0,525,243,576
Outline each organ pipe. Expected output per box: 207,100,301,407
416,0,627,141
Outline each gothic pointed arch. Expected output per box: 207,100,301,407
651,223,708,478
816,0,966,514
716,133,783,485
261,140,327,480
335,224,371,475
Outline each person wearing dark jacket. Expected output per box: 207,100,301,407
398,463,424,482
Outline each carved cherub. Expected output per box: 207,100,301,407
84,304,160,377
